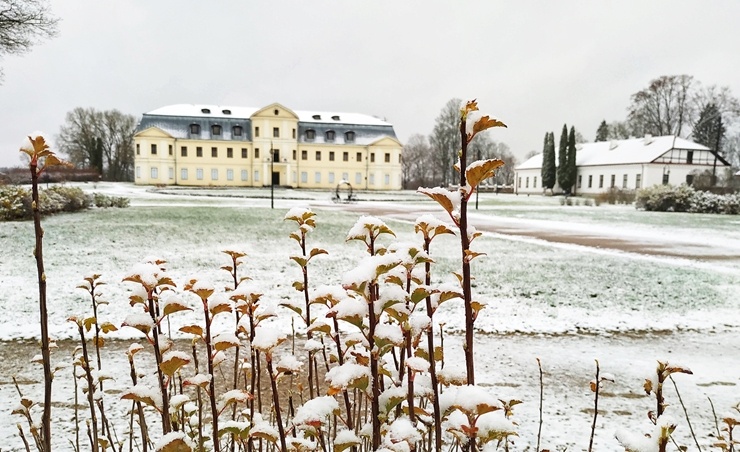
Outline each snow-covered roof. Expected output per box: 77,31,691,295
516,135,712,170
145,104,391,127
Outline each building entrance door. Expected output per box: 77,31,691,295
272,172,280,185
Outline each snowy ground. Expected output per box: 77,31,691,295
1,183,738,451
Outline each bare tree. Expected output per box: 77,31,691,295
402,133,436,189
57,107,138,181
429,98,462,187
628,75,695,137
0,0,58,81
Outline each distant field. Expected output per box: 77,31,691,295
1,185,739,339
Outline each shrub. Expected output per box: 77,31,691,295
636,184,740,214
0,185,31,220
40,185,91,213
0,185,126,221
595,187,636,205
93,192,130,208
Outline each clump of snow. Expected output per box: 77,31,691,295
275,354,304,373
252,325,287,352
343,254,402,288
346,215,393,242
405,356,429,373
386,416,422,446
325,362,371,390
304,339,323,352
409,313,431,337
334,429,361,448
212,332,240,349
169,394,190,411
439,385,500,415
327,296,367,322
126,262,164,288
122,384,163,410
293,396,339,425
183,373,211,387
374,323,403,346
285,207,312,220
122,313,154,333
155,431,195,451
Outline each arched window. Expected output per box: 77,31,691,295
305,129,316,140
232,125,243,137
190,124,201,134
211,124,222,135
325,130,335,141
345,131,355,142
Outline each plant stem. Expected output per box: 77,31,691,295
78,324,100,452
203,302,220,451
458,115,475,386
670,376,701,451
30,160,52,452
422,239,441,452
536,358,544,452
147,294,172,433
588,360,599,452
368,282,381,450
266,353,287,452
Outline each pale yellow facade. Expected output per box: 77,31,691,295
134,102,404,190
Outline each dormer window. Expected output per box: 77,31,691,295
305,129,316,140
345,131,355,142
190,124,201,134
232,125,243,137
201,108,211,114
211,124,222,135
312,114,321,120
332,115,340,121
222,109,231,115
326,130,335,141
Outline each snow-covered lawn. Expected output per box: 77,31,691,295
0,183,738,451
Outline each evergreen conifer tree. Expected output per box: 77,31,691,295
567,126,577,195
542,132,556,190
557,124,569,193
595,120,609,142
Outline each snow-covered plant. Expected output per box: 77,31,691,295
588,360,614,452
19,132,71,451
712,403,739,451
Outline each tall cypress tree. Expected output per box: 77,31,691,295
557,124,568,193
542,132,556,190
595,120,609,142
566,126,577,195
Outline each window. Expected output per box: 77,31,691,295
292,150,297,160
599,175,604,188
168,167,174,179
329,151,335,161
622,174,628,188
384,174,390,185
577,175,582,188
328,172,335,183
370,153,375,163
168,145,173,156
227,148,233,158
610,174,616,188
211,125,222,135
369,173,375,185
315,172,321,183
272,149,280,162
254,170,260,182
274,109,279,115
196,168,204,180
302,150,308,160
273,127,279,138
517,177,521,188
301,171,308,183
241,148,248,158
343,152,348,162
136,144,140,155
687,151,694,164
181,168,188,180
357,152,362,162
525,177,529,188
345,131,355,142
385,153,390,163
306,129,315,140
355,172,362,184
190,124,201,134
662,172,670,185
292,128,296,139
222,109,231,115
255,127,260,137
315,151,321,161
151,144,157,155
255,148,260,158
233,126,243,137
201,108,211,114
312,114,321,120
211,147,218,158
181,146,187,157
136,166,141,178
326,130,335,141
241,170,248,181
588,175,593,188
196,147,203,157
150,167,158,178
211,169,218,180
227,169,234,181
533,176,537,188
635,174,642,189
342,172,349,182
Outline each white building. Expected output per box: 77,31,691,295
514,135,730,195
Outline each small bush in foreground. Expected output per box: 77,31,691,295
595,187,636,205
0,185,129,220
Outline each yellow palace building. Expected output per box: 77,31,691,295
133,102,403,190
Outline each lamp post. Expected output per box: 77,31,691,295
270,141,274,209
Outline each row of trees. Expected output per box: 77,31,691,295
57,107,138,181
593,75,740,169
541,125,577,194
402,98,517,189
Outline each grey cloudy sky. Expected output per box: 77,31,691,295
1,0,740,168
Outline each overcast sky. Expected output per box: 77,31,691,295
1,0,739,168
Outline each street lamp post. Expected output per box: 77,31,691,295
270,141,274,209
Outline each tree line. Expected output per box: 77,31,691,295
402,98,517,189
